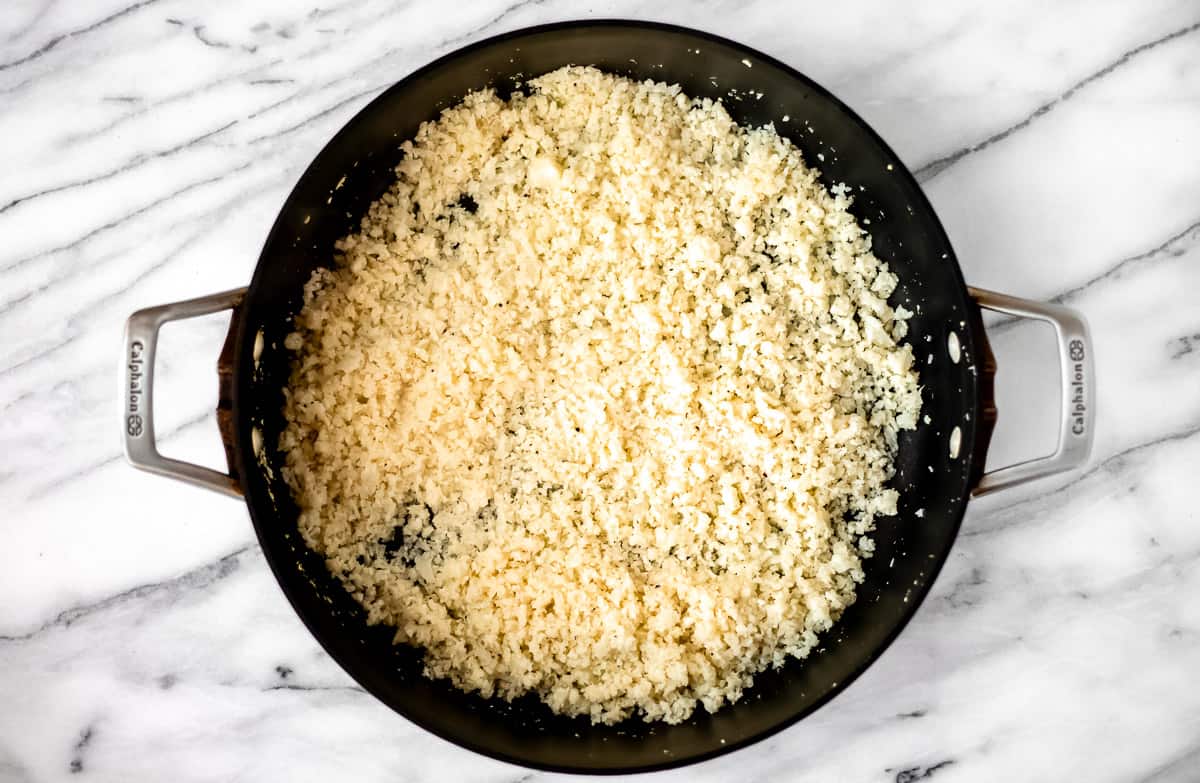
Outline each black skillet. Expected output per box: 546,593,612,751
121,21,1094,774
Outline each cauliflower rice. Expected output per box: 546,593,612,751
280,66,921,724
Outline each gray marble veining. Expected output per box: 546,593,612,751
2,1,1199,781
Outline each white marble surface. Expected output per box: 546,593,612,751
2,1,1199,780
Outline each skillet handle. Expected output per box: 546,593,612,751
121,288,247,498
969,287,1094,496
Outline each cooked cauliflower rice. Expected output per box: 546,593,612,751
280,66,921,724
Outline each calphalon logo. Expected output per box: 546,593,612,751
1069,339,1086,435
128,340,145,438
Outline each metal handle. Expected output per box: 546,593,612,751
122,288,247,498
969,287,1094,496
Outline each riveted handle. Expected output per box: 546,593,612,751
969,287,1094,496
121,289,247,498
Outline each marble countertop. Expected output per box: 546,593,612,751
3,1,1199,781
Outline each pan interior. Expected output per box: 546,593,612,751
236,21,983,774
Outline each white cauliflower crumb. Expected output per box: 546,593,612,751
280,66,921,726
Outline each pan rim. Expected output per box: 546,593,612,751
234,18,980,775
